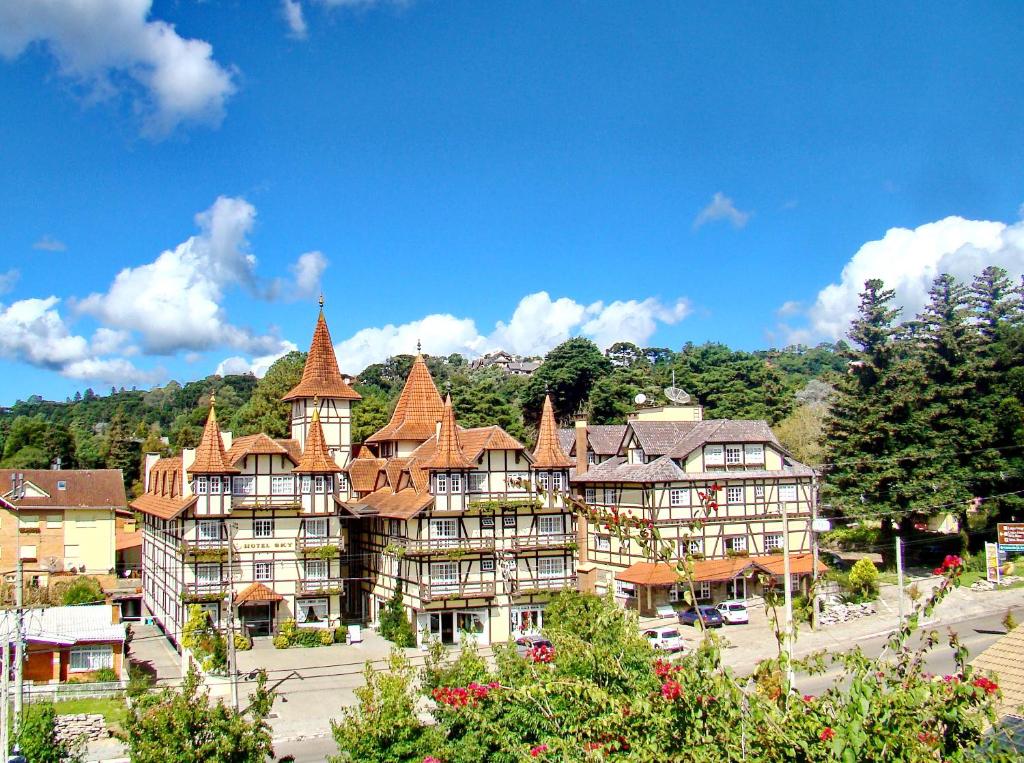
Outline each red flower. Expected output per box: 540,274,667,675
530,744,549,757
661,679,682,700
972,676,998,694
932,567,944,576
820,728,835,742
423,758,442,763
802,694,814,703
526,644,555,664
710,483,721,492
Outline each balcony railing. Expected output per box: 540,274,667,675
295,536,341,554
387,535,495,556
511,533,576,551
180,539,231,559
231,495,302,509
297,578,345,596
183,581,229,599
511,575,578,594
419,581,496,602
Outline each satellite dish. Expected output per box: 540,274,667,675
663,387,691,405
634,393,647,405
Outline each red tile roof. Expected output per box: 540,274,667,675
531,395,573,469
293,404,343,474
283,311,361,401
0,469,127,511
132,493,197,521
424,395,475,470
347,457,386,493
189,400,240,474
357,486,435,520
365,354,445,443
226,434,294,466
615,562,680,586
234,582,284,604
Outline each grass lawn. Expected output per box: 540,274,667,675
53,697,128,728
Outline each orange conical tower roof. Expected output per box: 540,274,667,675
424,395,473,470
365,354,445,443
294,400,344,474
190,396,240,474
531,395,573,469
283,308,361,402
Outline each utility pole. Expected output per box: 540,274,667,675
14,557,23,736
810,475,820,631
781,500,795,691
895,536,905,628
226,522,238,712
2,624,9,761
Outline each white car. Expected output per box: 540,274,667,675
716,601,749,625
643,627,686,652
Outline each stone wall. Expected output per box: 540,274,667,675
54,713,107,744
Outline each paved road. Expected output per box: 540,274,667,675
268,611,1010,763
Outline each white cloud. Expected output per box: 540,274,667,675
61,357,158,385
776,300,802,318
77,196,282,355
334,291,692,374
0,270,19,295
290,251,327,299
0,0,236,134
806,216,1022,340
215,340,299,378
32,235,67,252
90,327,131,355
282,0,308,38
693,192,750,230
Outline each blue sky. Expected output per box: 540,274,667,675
1,1,1023,404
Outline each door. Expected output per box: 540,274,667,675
732,576,747,600
241,604,273,637
440,612,455,644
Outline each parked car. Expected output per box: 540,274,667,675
716,600,749,625
514,636,552,657
643,627,686,652
678,606,724,628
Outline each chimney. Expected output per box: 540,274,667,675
111,603,121,625
143,453,162,492
574,415,589,478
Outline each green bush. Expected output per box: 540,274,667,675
319,628,335,646
820,524,881,551
126,661,156,699
234,633,253,651
272,618,335,648
272,634,290,649
60,577,104,606
847,558,880,602
379,581,416,648
334,625,348,643
16,703,83,763
93,666,119,683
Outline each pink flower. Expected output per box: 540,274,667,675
820,728,835,742
661,679,682,700
530,744,549,757
423,758,442,763
802,694,814,703
526,644,555,664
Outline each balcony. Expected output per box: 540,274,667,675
295,536,342,555
419,581,496,602
180,539,231,561
511,575,578,595
387,535,495,556
183,581,229,601
297,578,345,597
511,533,576,551
232,495,302,510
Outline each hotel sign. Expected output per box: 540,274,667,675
997,523,1024,552
236,539,293,553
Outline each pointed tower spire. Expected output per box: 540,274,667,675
531,394,573,469
425,394,473,469
294,397,343,474
283,310,361,401
365,354,445,444
190,396,240,473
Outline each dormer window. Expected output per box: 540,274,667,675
196,476,208,494
725,446,742,465
56,480,67,491
434,473,448,494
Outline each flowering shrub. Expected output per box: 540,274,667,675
525,644,554,663
431,682,500,708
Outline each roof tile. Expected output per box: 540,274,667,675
293,404,344,474
189,401,240,474
365,355,445,443
531,395,573,469
283,311,361,401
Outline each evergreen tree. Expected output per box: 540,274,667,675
378,581,416,647
351,389,392,443
523,338,613,423
230,352,305,437
105,410,140,487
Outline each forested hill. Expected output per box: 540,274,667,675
0,340,845,494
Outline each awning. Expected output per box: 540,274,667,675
615,562,680,587
234,582,284,604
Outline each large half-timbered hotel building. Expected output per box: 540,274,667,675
135,309,576,647
566,404,824,616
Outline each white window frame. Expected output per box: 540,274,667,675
69,646,113,672
196,563,220,585
764,533,783,551
595,535,611,552
434,473,448,494
232,476,255,496
431,518,458,539
481,558,495,572
296,597,328,624
195,476,208,494
615,580,637,598
304,559,328,580
696,581,711,601
538,515,561,535
754,485,765,499
430,562,458,586
726,536,747,553
253,519,273,539
669,488,685,507
584,487,596,504
336,473,346,491
779,484,798,502
198,520,221,541
209,477,222,494
304,518,328,538
502,515,516,529
469,473,487,493
254,561,272,581
449,473,462,494
726,486,743,504
301,476,312,494
271,476,293,495
705,445,724,466
725,446,742,465
791,573,801,588
536,472,550,490
481,515,495,529
314,476,325,493
679,538,703,556
602,488,616,505
538,557,564,578
552,472,564,491
745,444,764,463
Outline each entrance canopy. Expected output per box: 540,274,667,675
615,554,825,588
234,582,284,605
615,562,680,587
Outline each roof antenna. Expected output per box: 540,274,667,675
417,338,422,354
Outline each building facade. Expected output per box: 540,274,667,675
0,469,126,582
347,357,577,646
568,404,822,615
134,310,361,644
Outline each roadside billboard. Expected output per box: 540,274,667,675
997,522,1024,552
